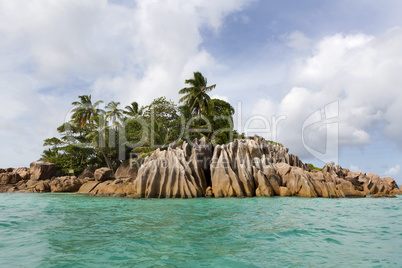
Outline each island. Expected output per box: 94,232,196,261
1,72,400,198
1,135,401,198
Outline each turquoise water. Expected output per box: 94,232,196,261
0,194,401,267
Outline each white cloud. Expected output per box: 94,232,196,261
0,0,252,167
211,95,229,102
250,28,402,162
385,164,400,176
350,164,360,172
282,31,312,50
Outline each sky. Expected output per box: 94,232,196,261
1,0,402,184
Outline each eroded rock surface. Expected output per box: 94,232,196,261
133,145,207,198
2,136,401,199
210,136,310,197
30,161,57,180
115,160,138,180
94,168,115,182
49,176,83,192
78,166,97,180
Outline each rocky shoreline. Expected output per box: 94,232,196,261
1,136,401,198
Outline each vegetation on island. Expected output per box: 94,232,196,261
40,72,241,175
309,163,323,172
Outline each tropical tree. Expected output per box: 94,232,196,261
124,101,143,118
106,101,123,129
71,95,104,128
85,113,115,169
142,97,179,146
179,72,216,117
209,99,235,144
40,123,97,175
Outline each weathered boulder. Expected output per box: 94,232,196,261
372,192,397,198
22,180,51,193
169,137,214,186
0,168,30,189
310,179,343,198
13,167,30,181
279,186,291,197
30,161,57,180
210,139,287,197
115,160,138,180
78,181,101,193
275,163,318,198
134,147,207,198
357,174,398,195
205,186,213,197
187,137,214,175
49,176,82,192
382,177,399,190
209,136,314,198
4,135,397,200
390,188,402,195
0,173,22,185
322,161,348,179
78,166,97,180
336,180,366,197
34,181,50,193
89,180,136,197
94,167,115,182
210,142,256,197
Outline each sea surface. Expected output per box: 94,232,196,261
0,193,401,267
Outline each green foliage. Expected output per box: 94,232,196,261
309,163,323,172
105,101,123,129
267,140,284,147
142,96,179,146
131,146,156,159
209,99,235,145
41,71,240,174
124,102,143,118
40,123,97,175
179,72,216,116
71,95,104,128
143,97,179,126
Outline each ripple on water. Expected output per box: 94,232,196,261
0,194,401,267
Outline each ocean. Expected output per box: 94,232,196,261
0,193,401,267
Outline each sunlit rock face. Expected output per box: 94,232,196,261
3,136,401,198
210,135,309,197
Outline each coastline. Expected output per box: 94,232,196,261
1,136,401,198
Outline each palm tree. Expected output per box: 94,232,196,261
71,95,104,128
86,113,114,169
123,101,143,118
179,72,216,117
106,101,123,129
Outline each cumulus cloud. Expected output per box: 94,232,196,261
281,31,312,50
0,0,252,167
250,28,402,162
385,164,400,176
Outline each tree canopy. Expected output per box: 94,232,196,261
41,72,242,174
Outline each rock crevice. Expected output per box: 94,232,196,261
1,136,400,198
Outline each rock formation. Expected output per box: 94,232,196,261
30,161,57,180
210,136,309,197
94,167,115,182
49,176,83,192
78,166,97,180
132,143,208,198
1,135,401,198
114,159,138,180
